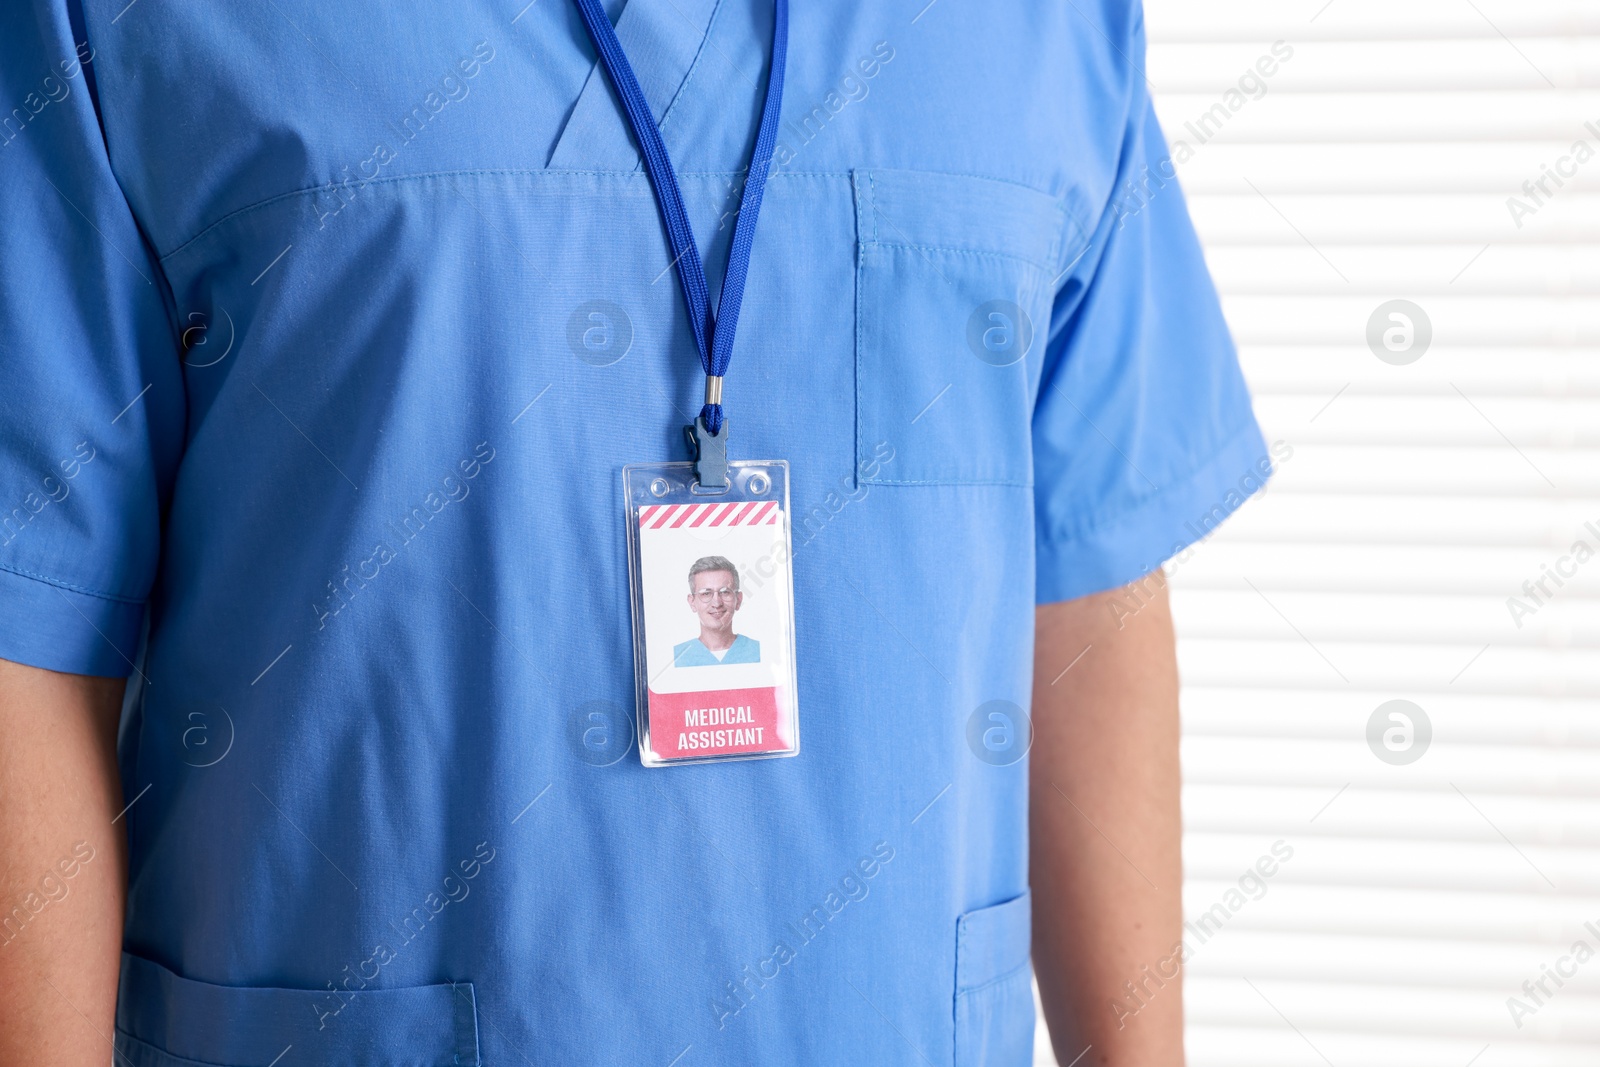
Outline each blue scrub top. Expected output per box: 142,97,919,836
674,634,761,666
0,1,1269,1064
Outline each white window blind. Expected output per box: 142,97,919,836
1036,3,1600,1064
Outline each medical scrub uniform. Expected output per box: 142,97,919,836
0,0,1267,1063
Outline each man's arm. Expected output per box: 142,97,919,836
1031,574,1185,1066
0,658,127,1063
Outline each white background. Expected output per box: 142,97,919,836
1033,2,1600,1064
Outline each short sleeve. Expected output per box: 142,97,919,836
0,2,184,676
1031,27,1272,605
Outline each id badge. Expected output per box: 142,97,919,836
623,460,800,766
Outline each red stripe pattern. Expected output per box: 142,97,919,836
639,500,780,529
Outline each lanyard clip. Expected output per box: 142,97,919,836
684,414,729,491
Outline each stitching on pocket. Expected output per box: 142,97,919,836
450,981,480,1066
115,1029,229,1067
957,958,1031,999
864,241,1058,275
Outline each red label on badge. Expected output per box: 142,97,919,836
647,686,789,759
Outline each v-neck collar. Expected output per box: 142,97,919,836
547,0,725,171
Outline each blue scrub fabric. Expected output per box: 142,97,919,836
674,634,761,666
0,0,1269,1064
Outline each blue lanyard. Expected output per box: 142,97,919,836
571,0,788,458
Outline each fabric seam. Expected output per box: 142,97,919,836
865,478,1034,489
957,957,1032,999
863,240,1056,275
852,170,870,490
0,559,144,604
655,0,730,137
159,167,1064,264
1036,419,1264,547
113,1028,231,1067
451,980,480,1067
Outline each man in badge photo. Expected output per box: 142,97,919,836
674,555,761,666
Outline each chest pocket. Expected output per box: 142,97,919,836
852,170,1069,487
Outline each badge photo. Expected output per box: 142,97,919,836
624,462,800,766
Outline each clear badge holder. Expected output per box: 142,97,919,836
623,458,801,767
